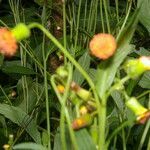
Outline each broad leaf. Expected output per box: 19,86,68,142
53,128,96,150
13,142,46,150
0,104,41,143
73,52,91,85
75,129,96,150
96,8,140,98
139,71,150,89
2,65,36,75
138,0,150,32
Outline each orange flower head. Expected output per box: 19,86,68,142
89,33,117,60
57,85,65,94
137,110,150,124
0,28,18,56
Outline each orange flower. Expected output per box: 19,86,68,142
72,114,93,130
137,110,150,124
89,33,117,60
0,28,18,56
57,84,65,94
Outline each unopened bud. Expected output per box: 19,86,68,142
126,97,150,124
56,66,68,78
72,114,93,130
11,23,30,41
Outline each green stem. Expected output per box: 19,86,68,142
103,0,110,33
99,99,106,150
115,0,119,24
0,86,12,105
138,120,150,150
51,75,78,150
136,90,150,99
116,0,132,40
42,41,51,150
106,121,129,148
74,0,82,50
60,64,73,150
100,0,105,32
41,4,51,149
63,0,67,64
28,22,101,148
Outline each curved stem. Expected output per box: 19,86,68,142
60,63,73,150
106,121,129,148
28,22,101,147
100,0,105,32
116,0,132,40
51,75,78,150
103,0,110,33
63,0,67,64
136,90,150,99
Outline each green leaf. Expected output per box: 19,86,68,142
0,54,4,67
53,128,96,150
0,104,41,143
96,7,140,98
75,129,96,150
2,65,36,75
139,71,150,89
73,52,91,85
13,142,46,150
138,0,150,32
16,78,44,113
111,91,124,111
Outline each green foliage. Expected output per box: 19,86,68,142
0,104,41,143
0,0,150,150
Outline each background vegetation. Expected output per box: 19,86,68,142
0,0,150,150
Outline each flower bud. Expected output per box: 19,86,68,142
56,66,68,78
126,97,150,124
79,106,88,115
139,56,150,70
57,84,65,94
72,114,93,130
71,82,91,101
124,56,150,79
124,59,145,79
89,33,117,60
11,23,30,41
76,88,91,101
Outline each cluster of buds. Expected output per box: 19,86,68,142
55,66,97,130
0,23,30,56
124,56,150,79
126,97,150,124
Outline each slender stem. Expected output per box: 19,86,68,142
103,0,110,33
136,90,150,99
51,75,78,150
115,0,119,24
122,128,126,150
63,0,67,64
147,135,150,150
106,121,129,148
138,120,150,150
28,22,100,111
0,86,12,105
28,22,101,148
41,4,51,149
74,0,82,50
99,98,106,150
100,0,105,32
93,0,98,33
116,0,132,40
60,64,73,150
